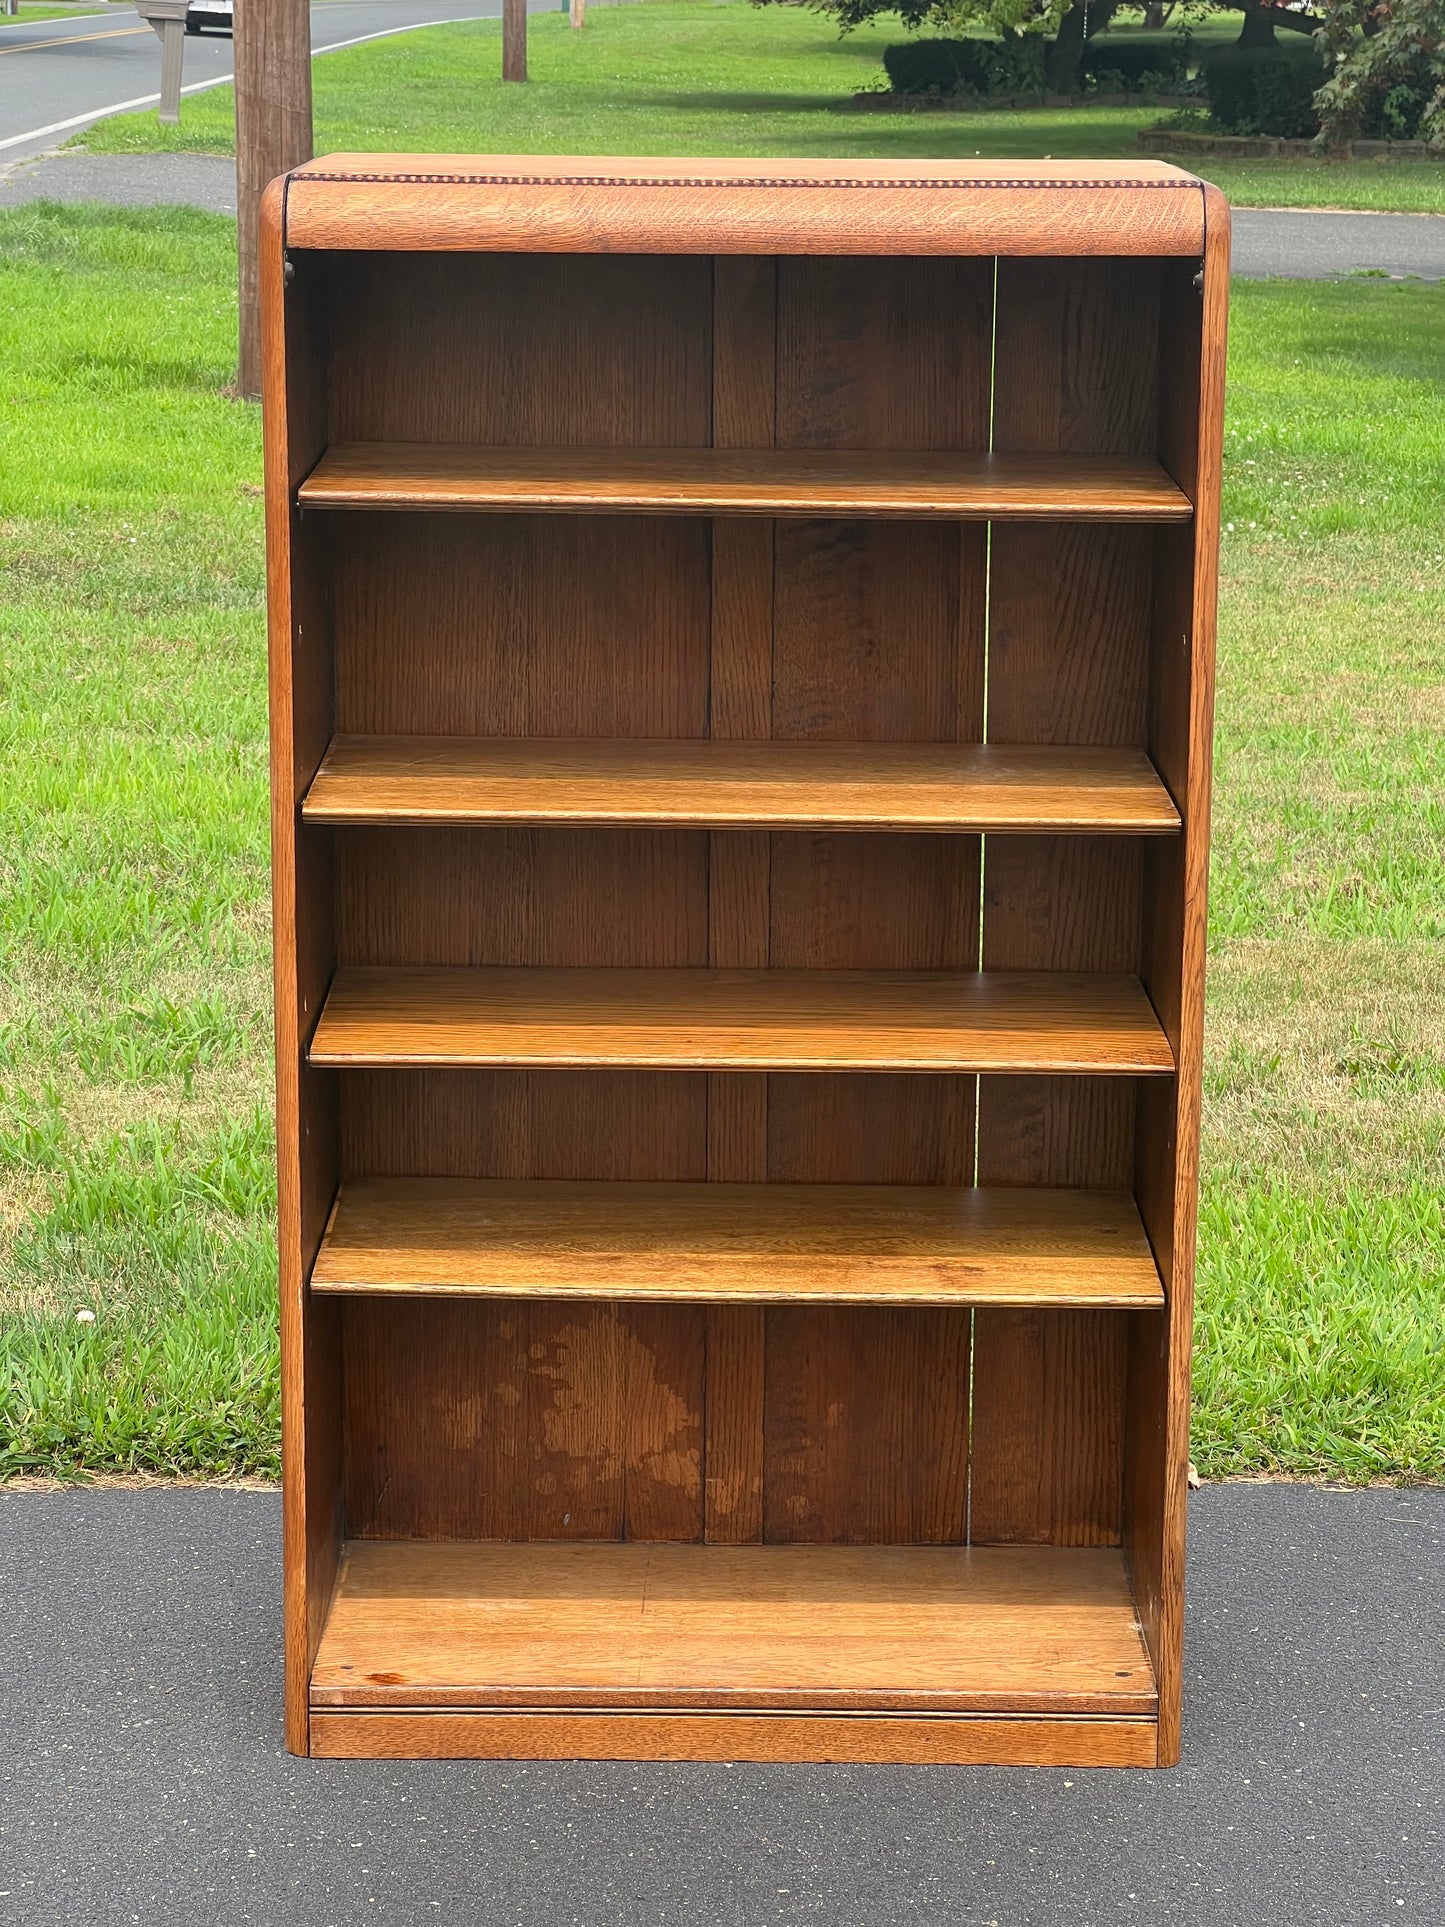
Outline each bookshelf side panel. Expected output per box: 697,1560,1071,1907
264,199,341,1756
1128,217,1229,1764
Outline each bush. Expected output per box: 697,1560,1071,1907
1316,0,1445,149
882,34,1047,100
1202,43,1325,138
1082,35,1191,94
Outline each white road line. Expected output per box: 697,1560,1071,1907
0,15,492,157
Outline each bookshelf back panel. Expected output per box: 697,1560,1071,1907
772,520,985,742
975,256,1169,1554
341,1295,972,1545
325,253,713,446
775,255,993,450
311,243,1194,1566
331,513,712,739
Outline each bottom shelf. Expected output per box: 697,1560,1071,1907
309,1539,1158,1762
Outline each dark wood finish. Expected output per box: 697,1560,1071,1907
266,158,1225,1764
308,966,1175,1073
342,1298,706,1543
972,254,1167,1566
301,443,1191,519
331,516,711,740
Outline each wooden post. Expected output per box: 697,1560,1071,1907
570,0,586,26
503,0,527,79
234,0,313,400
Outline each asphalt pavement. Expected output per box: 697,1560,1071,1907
0,1481,1440,1925
0,0,508,164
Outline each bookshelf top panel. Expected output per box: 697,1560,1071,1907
279,153,1213,260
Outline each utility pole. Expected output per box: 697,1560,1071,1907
503,0,527,79
234,0,313,400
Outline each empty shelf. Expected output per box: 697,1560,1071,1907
311,1177,1165,1308
310,1539,1158,1717
302,738,1182,834
307,967,1174,1073
298,444,1193,521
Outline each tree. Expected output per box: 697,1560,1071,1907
762,0,1324,78
1315,0,1445,146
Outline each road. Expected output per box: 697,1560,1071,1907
0,1481,1440,1925
3,8,1444,276
0,0,506,164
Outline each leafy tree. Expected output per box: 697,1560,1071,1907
760,0,1324,93
1314,0,1445,145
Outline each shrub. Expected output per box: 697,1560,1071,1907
882,34,1047,99
1082,35,1191,94
1202,43,1325,138
1316,0,1445,149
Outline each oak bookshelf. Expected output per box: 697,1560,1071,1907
262,155,1228,1767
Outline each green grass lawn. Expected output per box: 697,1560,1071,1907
73,1,1445,214
1,201,1441,1484
0,4,128,21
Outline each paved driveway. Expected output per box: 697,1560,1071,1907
0,1482,1440,1925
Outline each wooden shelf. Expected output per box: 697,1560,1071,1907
302,738,1182,835
311,1177,1164,1308
308,967,1174,1074
298,444,1193,521
310,1539,1158,1717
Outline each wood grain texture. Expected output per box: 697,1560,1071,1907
300,443,1192,519
342,1299,706,1542
986,527,1154,747
282,153,1206,262
263,161,1227,1766
704,1305,765,1544
973,253,1168,1566
334,827,708,969
1127,190,1231,1767
260,179,341,1761
303,738,1181,832
707,259,775,1217
311,1176,1164,1307
309,1710,1158,1765
339,1068,708,1182
971,852,1139,1546
776,255,992,452
309,1539,1156,1713
325,252,712,447
332,514,711,740
763,1305,970,1543
309,966,1174,1073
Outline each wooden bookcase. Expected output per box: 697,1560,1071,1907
262,157,1228,1767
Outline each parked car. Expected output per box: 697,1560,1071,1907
185,0,232,34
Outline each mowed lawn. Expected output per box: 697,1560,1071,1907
0,198,1442,1482
76,0,1445,214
